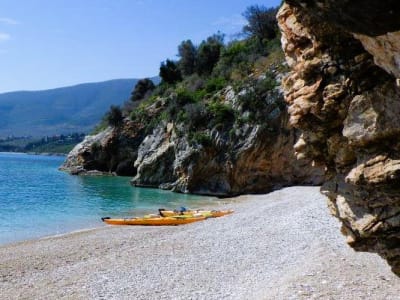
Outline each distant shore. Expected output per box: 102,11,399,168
0,187,398,299
0,151,66,156
26,151,67,156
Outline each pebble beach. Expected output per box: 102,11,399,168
0,186,399,299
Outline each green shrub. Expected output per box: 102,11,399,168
91,119,108,134
165,98,179,119
130,106,147,123
208,101,235,127
176,88,196,106
184,103,209,130
159,111,169,121
106,105,124,127
176,110,188,123
256,71,278,95
214,39,259,80
130,78,155,102
205,77,226,93
189,132,212,147
229,128,236,140
147,115,163,130
193,89,207,102
238,72,278,111
184,74,205,92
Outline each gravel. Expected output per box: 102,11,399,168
0,186,399,299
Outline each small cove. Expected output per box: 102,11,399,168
0,152,217,245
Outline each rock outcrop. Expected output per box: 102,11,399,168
278,1,400,275
61,81,324,197
60,120,146,176
132,114,324,196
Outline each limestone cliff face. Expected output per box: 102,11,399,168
132,113,323,196
61,82,324,197
278,1,400,275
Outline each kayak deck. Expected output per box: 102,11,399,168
159,209,234,218
101,208,233,226
101,215,206,226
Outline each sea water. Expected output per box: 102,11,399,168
0,152,216,245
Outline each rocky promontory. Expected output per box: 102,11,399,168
61,80,324,196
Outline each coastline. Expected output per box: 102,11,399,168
1,186,399,299
0,151,67,157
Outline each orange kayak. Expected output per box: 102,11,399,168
101,215,206,226
159,209,234,218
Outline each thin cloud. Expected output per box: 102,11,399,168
212,14,247,30
0,17,20,25
0,33,10,42
134,0,152,5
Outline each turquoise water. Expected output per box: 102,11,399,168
0,153,216,245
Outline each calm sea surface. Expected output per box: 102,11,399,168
0,152,216,245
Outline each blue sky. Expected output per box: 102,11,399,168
0,0,281,93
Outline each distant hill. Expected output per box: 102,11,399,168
0,78,158,137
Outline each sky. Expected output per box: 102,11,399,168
0,0,281,93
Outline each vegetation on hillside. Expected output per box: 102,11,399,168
103,5,286,144
0,133,85,154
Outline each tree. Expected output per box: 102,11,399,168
159,59,182,84
106,105,123,127
178,40,197,76
196,33,225,76
130,78,155,102
242,5,279,44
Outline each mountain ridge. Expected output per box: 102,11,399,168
0,78,137,95
0,78,158,138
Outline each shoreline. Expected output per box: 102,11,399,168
0,196,237,247
1,186,399,299
0,151,67,156
0,192,225,247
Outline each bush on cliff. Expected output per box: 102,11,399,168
106,105,124,127
208,101,235,128
130,78,155,102
160,59,182,84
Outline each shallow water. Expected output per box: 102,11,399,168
0,152,216,244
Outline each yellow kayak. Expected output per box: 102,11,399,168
159,209,234,218
101,215,206,226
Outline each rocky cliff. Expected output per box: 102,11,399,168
61,78,324,196
278,1,400,275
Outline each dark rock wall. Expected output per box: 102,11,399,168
285,0,400,36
